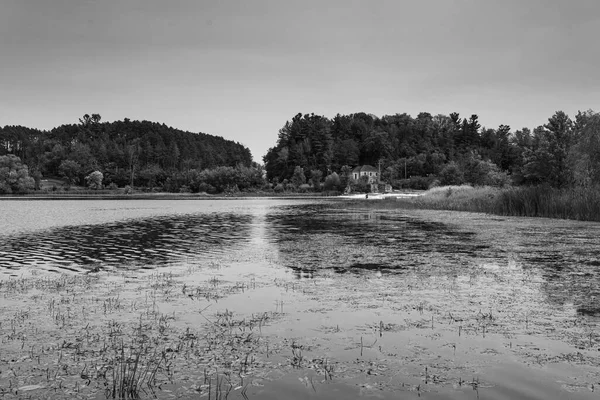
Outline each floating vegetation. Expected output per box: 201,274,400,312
2,200,600,399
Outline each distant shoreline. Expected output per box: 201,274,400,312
0,192,337,201
0,191,422,201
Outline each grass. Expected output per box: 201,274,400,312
348,184,600,222
0,268,291,399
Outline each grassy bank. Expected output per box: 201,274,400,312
349,185,600,222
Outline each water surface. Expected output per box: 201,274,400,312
1,199,600,399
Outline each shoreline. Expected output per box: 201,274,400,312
0,191,422,201
340,185,600,223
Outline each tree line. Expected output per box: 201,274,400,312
263,110,600,190
3,110,600,195
0,115,255,193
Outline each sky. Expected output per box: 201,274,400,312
1,0,599,162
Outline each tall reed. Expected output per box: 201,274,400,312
361,185,600,222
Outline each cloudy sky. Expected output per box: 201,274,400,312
1,0,598,161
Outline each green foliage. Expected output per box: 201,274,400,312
0,155,35,194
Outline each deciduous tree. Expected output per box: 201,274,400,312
0,155,35,193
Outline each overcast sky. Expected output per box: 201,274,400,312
1,0,599,161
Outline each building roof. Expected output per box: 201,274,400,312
351,165,378,173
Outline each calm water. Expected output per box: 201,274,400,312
2,198,600,399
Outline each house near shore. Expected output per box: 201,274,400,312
351,165,378,183
349,165,392,193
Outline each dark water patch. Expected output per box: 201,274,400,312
0,212,253,273
576,306,600,316
347,262,388,270
266,205,491,275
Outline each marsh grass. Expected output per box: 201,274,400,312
0,269,293,399
349,185,600,222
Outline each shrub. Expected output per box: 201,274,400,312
85,171,104,189
440,162,465,186
428,179,441,189
291,166,306,187
298,183,311,192
323,172,342,192
197,182,216,194
0,155,35,194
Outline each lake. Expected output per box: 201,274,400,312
1,198,600,399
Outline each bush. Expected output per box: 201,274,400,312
298,183,311,193
440,162,465,186
351,176,371,193
85,171,103,189
0,155,35,194
291,166,306,187
428,179,441,189
323,172,342,192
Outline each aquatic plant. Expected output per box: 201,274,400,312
348,184,600,222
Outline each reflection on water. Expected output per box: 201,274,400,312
265,204,491,277
267,204,600,315
3,200,600,316
2,200,600,316
2,199,600,399
0,213,254,273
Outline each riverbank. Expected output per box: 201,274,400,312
0,191,332,201
342,185,600,222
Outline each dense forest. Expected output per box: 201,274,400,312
3,110,600,195
264,110,600,190
0,115,259,193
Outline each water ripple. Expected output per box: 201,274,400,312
0,213,253,273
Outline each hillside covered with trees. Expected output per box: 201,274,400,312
3,109,600,196
0,114,259,193
264,110,600,191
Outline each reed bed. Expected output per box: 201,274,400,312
357,185,600,222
